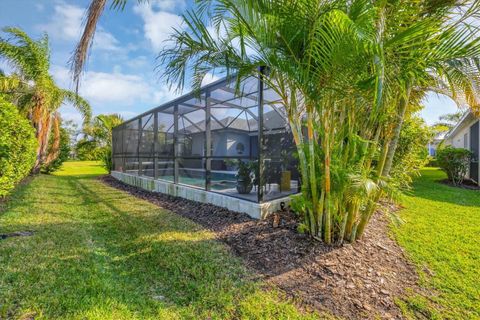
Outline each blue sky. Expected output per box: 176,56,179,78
0,0,458,125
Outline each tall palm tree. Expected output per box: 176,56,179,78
0,27,91,172
157,0,480,242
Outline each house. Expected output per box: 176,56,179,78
111,75,300,218
444,111,479,184
427,131,447,157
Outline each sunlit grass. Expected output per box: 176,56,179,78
393,168,480,319
0,161,319,319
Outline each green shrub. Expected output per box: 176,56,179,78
75,139,103,160
0,96,37,197
436,146,472,185
391,116,432,189
99,146,112,173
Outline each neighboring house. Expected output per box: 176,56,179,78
444,111,480,184
427,131,447,156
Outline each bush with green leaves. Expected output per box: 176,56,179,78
436,146,472,185
391,116,433,189
0,96,37,197
75,139,103,160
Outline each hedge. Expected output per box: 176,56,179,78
0,96,37,197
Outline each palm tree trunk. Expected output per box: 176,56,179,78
323,112,332,244
44,113,61,166
307,107,319,235
382,87,411,176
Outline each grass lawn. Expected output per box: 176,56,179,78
393,168,480,319
0,161,317,320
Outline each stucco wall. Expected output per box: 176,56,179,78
446,117,477,148
445,116,480,184
190,130,252,157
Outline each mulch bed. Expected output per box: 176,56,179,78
440,179,480,191
100,175,421,319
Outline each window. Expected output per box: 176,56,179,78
464,133,469,149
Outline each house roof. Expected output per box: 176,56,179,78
444,111,476,139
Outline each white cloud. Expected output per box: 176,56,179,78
51,65,178,117
124,55,149,69
59,106,84,124
81,71,152,105
93,30,121,51
117,111,138,120
37,3,83,40
37,2,120,51
133,1,185,51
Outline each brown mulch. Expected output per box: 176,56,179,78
100,175,421,319
440,179,480,190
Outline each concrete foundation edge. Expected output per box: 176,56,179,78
110,171,293,219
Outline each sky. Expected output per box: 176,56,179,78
0,0,458,126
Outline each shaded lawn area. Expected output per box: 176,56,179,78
0,161,317,320
393,168,480,319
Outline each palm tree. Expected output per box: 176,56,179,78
158,0,480,242
85,113,124,147
0,27,91,172
83,113,124,172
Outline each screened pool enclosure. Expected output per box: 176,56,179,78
112,75,300,203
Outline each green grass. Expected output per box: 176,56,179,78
0,161,318,320
393,168,480,319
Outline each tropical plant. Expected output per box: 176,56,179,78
41,124,71,174
433,111,465,132
235,160,253,194
80,113,124,171
0,95,37,197
74,0,480,244
75,139,103,161
391,115,433,190
437,146,472,185
0,27,91,172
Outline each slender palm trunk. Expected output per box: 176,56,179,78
44,113,61,166
323,110,332,244
382,87,411,176
307,108,319,235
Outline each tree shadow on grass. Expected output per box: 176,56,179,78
100,175,421,319
0,175,312,319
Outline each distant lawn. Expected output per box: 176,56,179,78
393,168,480,319
0,161,316,320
